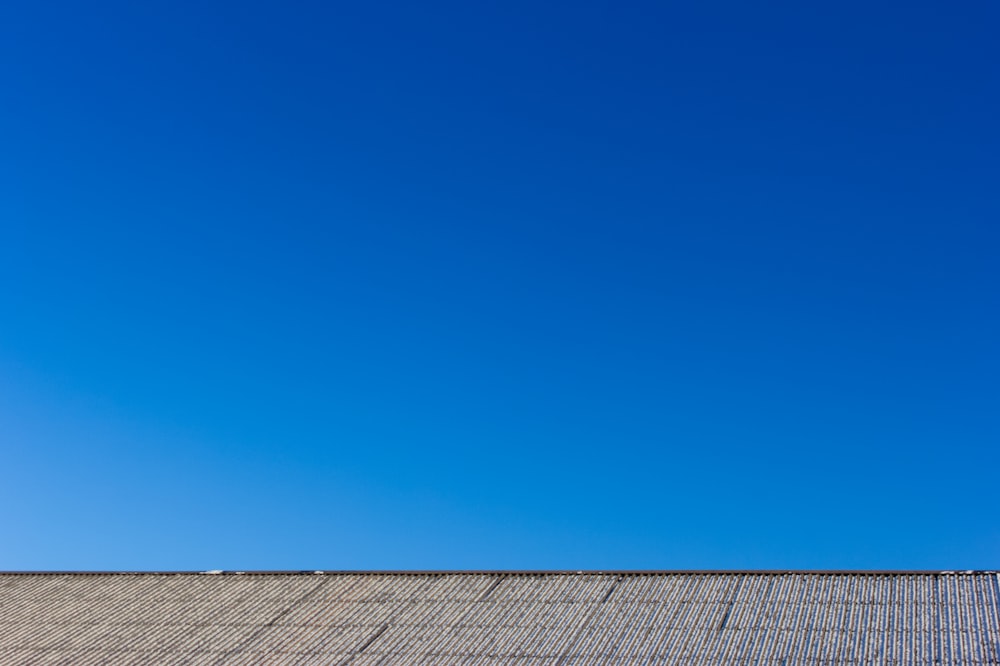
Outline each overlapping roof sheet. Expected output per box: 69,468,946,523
1,571,999,664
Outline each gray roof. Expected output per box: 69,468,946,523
1,571,999,664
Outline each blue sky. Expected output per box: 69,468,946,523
1,0,998,570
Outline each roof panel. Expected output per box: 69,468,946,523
1,571,998,664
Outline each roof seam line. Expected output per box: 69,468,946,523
553,577,619,666
209,575,329,665
337,622,389,666
357,623,389,655
718,573,745,631
600,575,624,604
476,575,506,603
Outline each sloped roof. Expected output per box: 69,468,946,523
1,571,999,664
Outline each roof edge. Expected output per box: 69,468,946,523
0,569,994,576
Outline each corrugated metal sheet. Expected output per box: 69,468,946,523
0,571,998,664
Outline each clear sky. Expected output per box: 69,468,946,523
1,1,997,571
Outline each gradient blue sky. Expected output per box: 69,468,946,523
2,1,998,571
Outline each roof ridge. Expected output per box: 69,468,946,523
0,569,994,575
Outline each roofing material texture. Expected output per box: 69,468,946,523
1,571,998,664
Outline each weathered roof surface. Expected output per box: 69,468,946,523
1,571,999,664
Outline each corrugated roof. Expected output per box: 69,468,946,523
1,571,998,664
